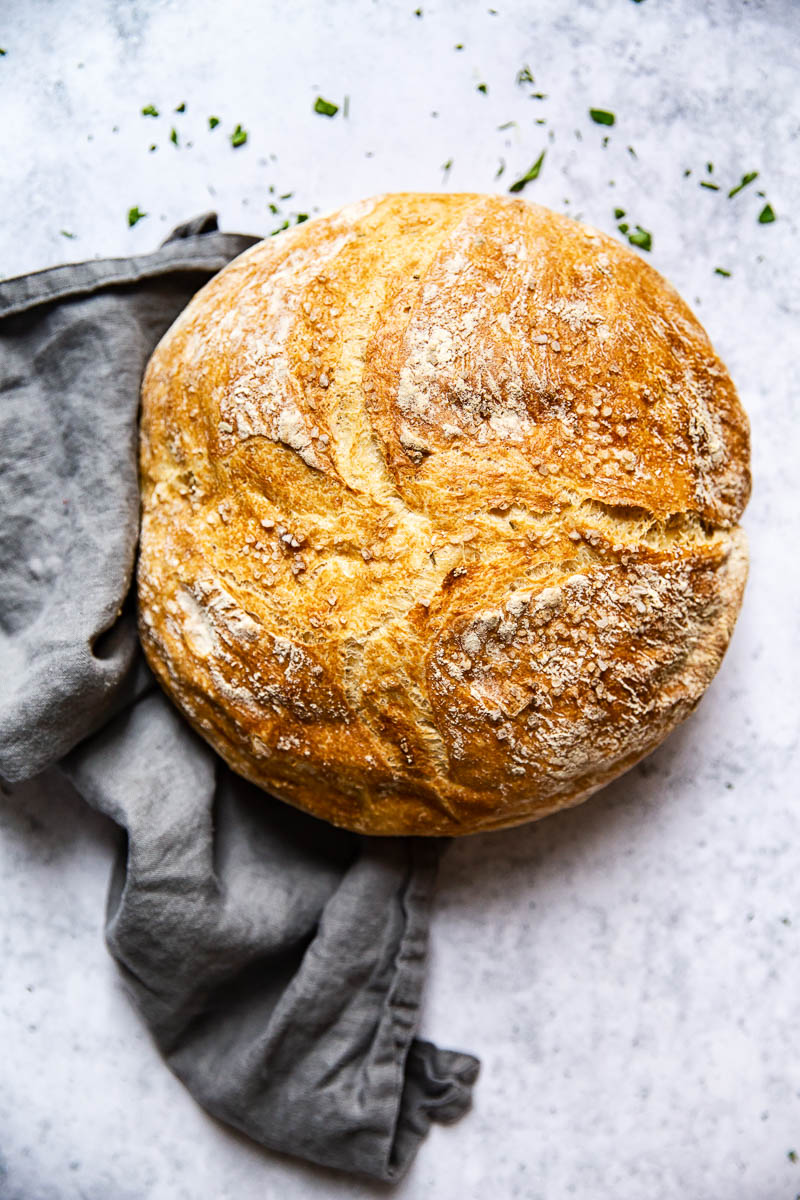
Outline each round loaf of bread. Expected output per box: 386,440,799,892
137,193,750,836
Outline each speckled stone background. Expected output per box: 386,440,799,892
1,1,799,1197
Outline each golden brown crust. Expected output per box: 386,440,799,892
137,193,751,836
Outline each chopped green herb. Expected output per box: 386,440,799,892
0,48,6,55
516,65,534,86
175,102,186,113
454,43,464,50
589,108,615,126
602,135,610,148
535,118,546,125
477,82,488,94
728,170,758,198
230,123,248,147
279,191,294,200
343,94,350,118
495,157,506,179
268,202,279,215
531,92,547,100
497,120,516,130
127,206,147,227
208,115,220,129
617,223,629,234
60,230,76,239
148,144,157,152
628,226,652,251
442,158,453,174
508,150,545,193
271,220,290,236
706,161,714,173
683,168,692,177
414,6,422,14
296,213,309,224
714,267,731,277
314,96,338,117
627,145,637,158
758,203,776,224
789,1150,798,1163
169,126,178,146
700,180,719,190
614,207,626,219
141,104,159,117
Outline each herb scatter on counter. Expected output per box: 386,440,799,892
314,96,339,117
627,226,652,251
230,123,248,147
508,150,545,193
141,104,159,117
589,108,615,126
127,206,147,227
758,203,776,224
714,267,731,277
208,115,220,129
728,171,758,198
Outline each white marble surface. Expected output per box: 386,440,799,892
1,1,799,1197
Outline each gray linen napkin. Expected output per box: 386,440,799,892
0,215,479,1183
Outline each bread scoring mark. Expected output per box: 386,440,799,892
210,199,378,470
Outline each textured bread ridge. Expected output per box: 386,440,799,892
137,193,751,836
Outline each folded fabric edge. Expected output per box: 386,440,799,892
0,221,260,320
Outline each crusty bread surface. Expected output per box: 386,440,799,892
137,193,750,835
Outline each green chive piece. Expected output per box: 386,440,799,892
700,181,719,190
614,207,626,219
208,116,220,129
175,102,186,113
60,230,76,239
758,203,776,224
516,65,534,86
706,161,714,173
628,226,652,251
0,48,6,55
127,206,146,227
495,158,505,179
497,120,516,130
714,267,731,277
296,213,309,224
589,108,615,126
169,127,178,145
728,171,758,198
148,144,157,152
508,150,545,193
271,220,290,236
617,223,629,234
141,104,159,117
230,123,248,147
314,96,339,117
455,43,464,50
477,83,488,94
442,158,453,173
268,203,278,215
